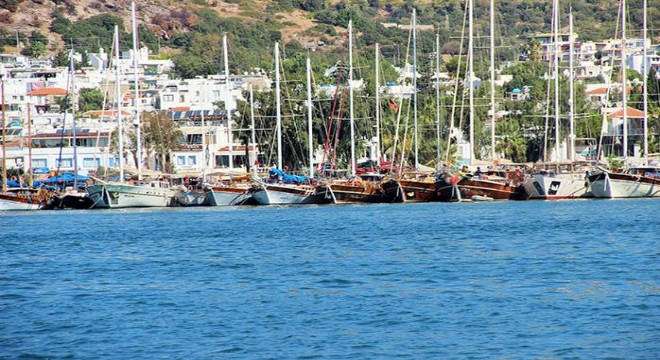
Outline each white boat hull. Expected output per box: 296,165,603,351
87,183,176,208
589,173,660,198
252,184,330,205
205,189,252,206
0,198,40,211
524,174,591,199
177,191,208,206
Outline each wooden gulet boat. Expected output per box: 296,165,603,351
587,166,660,198
457,170,527,201
0,188,52,211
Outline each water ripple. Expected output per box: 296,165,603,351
0,200,658,358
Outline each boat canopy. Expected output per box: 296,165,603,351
43,172,89,184
269,168,309,184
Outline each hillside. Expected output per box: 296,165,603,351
0,0,657,76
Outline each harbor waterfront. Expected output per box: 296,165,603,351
1,200,658,358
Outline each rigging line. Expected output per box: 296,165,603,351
390,17,413,167
321,31,349,171
446,0,468,164
543,2,556,162
331,39,351,170
277,52,305,168
597,1,623,163
98,32,115,179
397,96,412,176
331,87,348,169
56,51,73,177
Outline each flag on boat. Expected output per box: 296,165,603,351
388,98,399,112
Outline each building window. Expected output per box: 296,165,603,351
109,157,120,167
163,94,174,102
33,158,47,168
83,157,101,168
188,156,197,166
56,158,73,168
216,155,229,167
177,156,186,166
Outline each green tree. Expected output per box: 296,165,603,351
142,112,182,173
53,51,69,67
21,41,46,58
78,88,104,112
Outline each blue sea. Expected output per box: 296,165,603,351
1,200,658,359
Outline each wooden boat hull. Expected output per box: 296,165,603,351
326,182,384,204
87,184,177,208
457,178,527,200
252,184,332,205
524,174,591,199
435,177,462,202
205,186,253,206
0,193,42,211
588,172,660,198
378,180,405,203
395,179,437,202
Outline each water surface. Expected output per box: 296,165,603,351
1,200,658,358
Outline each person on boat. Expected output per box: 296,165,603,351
475,167,483,180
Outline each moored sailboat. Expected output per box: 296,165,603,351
587,166,660,198
87,178,179,208
522,6,593,200
454,0,527,201
87,10,181,209
586,0,659,199
251,46,331,205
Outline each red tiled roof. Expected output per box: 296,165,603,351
586,87,608,95
607,107,645,119
587,86,634,95
169,106,190,111
84,110,131,117
28,87,68,96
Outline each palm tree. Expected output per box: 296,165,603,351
495,119,527,162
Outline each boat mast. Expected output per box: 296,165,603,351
131,1,141,180
621,0,627,161
375,43,381,167
306,57,314,178
27,102,32,185
553,0,560,164
249,84,257,176
412,9,418,171
569,8,575,163
435,33,441,170
489,0,496,163
1,76,6,192
348,20,356,177
70,50,78,189
223,33,233,169
468,0,474,166
201,85,206,181
114,25,124,184
275,42,282,169
643,0,648,165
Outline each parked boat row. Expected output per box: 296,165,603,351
2,164,658,211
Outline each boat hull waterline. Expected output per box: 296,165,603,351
87,184,176,208
588,172,660,198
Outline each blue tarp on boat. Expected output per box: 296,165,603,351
268,168,309,184
6,180,21,188
43,172,89,184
